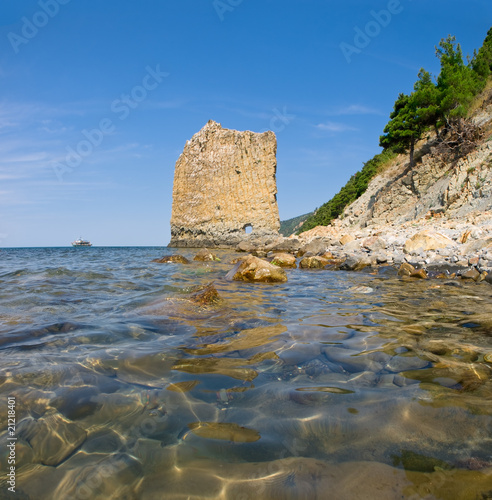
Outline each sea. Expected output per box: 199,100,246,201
1,246,492,499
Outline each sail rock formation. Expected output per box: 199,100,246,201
170,120,280,247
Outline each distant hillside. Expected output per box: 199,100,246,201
279,212,313,236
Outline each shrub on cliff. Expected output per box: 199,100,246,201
298,148,397,233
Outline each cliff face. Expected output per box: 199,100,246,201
337,97,492,231
341,141,492,230
170,120,280,248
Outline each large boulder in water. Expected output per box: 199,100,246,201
270,253,297,268
225,255,287,283
193,248,220,262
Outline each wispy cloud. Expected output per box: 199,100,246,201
143,98,188,110
326,104,383,116
219,105,272,121
316,121,358,132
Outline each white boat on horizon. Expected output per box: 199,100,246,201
71,237,92,247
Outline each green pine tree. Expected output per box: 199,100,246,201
413,68,441,137
379,93,423,167
471,27,492,83
436,35,481,125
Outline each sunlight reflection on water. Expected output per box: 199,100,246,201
0,247,492,499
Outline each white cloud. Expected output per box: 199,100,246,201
335,104,381,115
316,121,357,132
144,98,187,110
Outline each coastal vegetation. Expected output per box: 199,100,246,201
279,212,313,236
298,148,397,233
298,28,492,234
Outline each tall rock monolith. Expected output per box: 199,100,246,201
169,120,280,247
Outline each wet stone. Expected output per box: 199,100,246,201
52,385,101,420
278,343,322,366
189,283,222,306
300,358,335,378
460,268,481,281
323,347,383,374
348,371,378,387
340,255,370,271
385,355,429,373
398,262,415,276
410,268,428,279
193,248,220,262
225,255,287,283
53,451,143,500
82,429,126,454
18,413,87,466
270,253,297,268
299,256,329,269
152,254,190,264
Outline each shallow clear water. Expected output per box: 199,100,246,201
1,247,492,499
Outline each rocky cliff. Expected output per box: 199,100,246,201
169,120,280,248
330,88,492,233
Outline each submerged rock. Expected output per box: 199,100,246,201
225,255,287,283
187,422,261,442
18,413,87,466
193,248,220,262
152,254,190,264
189,283,222,306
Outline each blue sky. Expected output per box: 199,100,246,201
0,0,490,247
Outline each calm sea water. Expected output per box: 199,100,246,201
1,247,492,499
